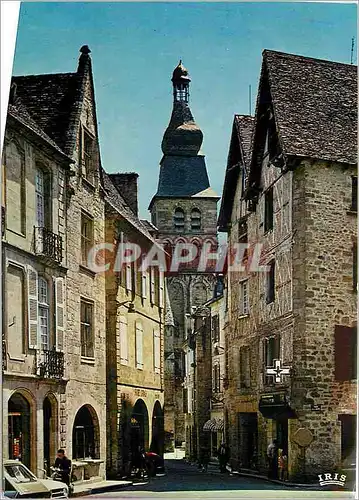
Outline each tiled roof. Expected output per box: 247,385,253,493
8,102,70,159
103,169,159,246
263,50,357,164
12,72,82,154
218,115,254,231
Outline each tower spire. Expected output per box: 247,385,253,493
172,60,191,103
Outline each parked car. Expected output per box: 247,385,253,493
145,452,165,476
4,460,68,498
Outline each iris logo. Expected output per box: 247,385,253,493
318,473,346,487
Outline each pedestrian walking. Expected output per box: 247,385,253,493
267,439,279,479
53,449,71,487
217,442,230,473
278,448,288,481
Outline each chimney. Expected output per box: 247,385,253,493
109,173,139,216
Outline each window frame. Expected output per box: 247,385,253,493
80,299,94,359
264,186,274,233
190,208,202,231
38,276,50,352
266,260,275,304
239,279,249,316
35,166,52,230
81,212,94,267
173,208,185,231
81,125,96,184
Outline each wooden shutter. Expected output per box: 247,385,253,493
125,262,132,293
136,323,144,369
55,277,65,352
141,266,147,299
153,329,161,374
150,267,155,305
27,266,38,349
335,325,355,381
119,315,128,365
159,271,164,308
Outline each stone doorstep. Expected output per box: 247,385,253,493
72,479,133,497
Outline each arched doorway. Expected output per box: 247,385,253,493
150,401,164,456
130,399,149,454
43,395,58,473
72,405,100,459
8,392,31,468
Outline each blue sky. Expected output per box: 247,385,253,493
13,2,356,218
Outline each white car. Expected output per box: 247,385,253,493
4,460,69,499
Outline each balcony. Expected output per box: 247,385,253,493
38,348,65,379
34,226,63,264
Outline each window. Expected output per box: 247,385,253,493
266,260,275,304
35,168,51,229
153,330,161,374
240,346,251,388
190,209,201,231
81,300,94,358
5,141,25,234
82,128,95,183
173,208,185,231
38,277,50,351
213,363,221,393
7,265,25,357
119,316,128,365
334,325,357,381
135,323,144,369
264,335,280,384
240,280,249,316
353,244,357,291
81,212,94,266
264,187,274,232
212,315,220,343
351,176,357,211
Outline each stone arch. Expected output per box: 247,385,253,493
190,207,202,231
150,401,164,456
43,393,59,473
8,389,36,471
131,398,149,452
72,404,100,459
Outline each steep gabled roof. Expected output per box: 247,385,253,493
262,50,357,165
8,102,71,160
12,72,82,155
218,115,254,232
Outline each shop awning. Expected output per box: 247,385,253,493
203,418,224,432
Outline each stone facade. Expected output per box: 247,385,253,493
220,51,357,481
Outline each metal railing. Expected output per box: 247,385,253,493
34,226,63,263
38,348,64,379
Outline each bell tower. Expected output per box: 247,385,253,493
149,61,219,452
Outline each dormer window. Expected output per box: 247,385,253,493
173,208,185,231
190,208,201,231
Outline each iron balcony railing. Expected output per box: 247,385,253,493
34,226,63,263
38,348,65,379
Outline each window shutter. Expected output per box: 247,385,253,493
159,271,164,308
150,267,155,305
119,315,128,365
126,262,132,293
154,329,161,374
55,277,65,352
136,323,144,369
335,325,353,381
27,266,38,349
141,268,147,299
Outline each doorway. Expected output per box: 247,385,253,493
238,413,258,469
339,414,356,461
8,393,31,468
43,395,58,474
276,418,289,452
150,401,164,456
130,399,149,455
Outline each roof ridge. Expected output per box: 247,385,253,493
263,49,356,68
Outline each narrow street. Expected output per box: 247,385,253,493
91,458,352,499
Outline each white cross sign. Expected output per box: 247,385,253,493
266,359,291,383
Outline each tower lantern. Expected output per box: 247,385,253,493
172,60,190,103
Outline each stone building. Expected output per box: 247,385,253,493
2,46,108,482
104,171,165,478
149,61,219,450
218,50,357,480
183,277,226,461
